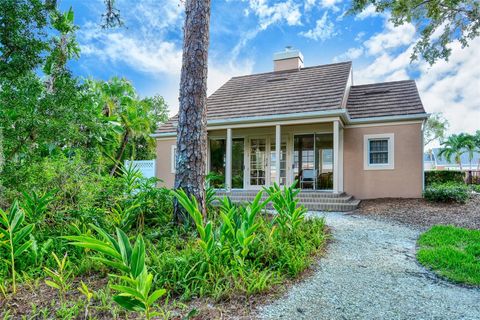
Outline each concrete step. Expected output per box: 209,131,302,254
213,191,360,212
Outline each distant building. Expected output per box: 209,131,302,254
424,148,480,171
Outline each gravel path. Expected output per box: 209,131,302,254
258,212,480,320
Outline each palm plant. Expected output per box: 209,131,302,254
438,133,473,171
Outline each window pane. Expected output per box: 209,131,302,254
369,139,389,164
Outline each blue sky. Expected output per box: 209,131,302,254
61,0,480,139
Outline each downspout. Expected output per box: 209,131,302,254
421,119,426,193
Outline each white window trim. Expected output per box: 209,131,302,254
170,145,177,174
363,133,394,170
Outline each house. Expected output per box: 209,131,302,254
425,148,480,171
153,48,428,210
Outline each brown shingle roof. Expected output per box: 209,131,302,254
346,80,426,119
156,62,352,134
156,64,427,135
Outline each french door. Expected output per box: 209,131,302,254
247,137,287,189
248,138,267,188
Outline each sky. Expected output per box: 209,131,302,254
61,0,480,137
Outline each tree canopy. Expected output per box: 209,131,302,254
0,0,168,188
350,0,479,64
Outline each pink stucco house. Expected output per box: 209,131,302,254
153,49,428,211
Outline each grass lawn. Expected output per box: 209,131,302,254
417,225,480,285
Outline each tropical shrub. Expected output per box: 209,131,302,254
64,225,166,319
425,170,465,186
423,182,470,203
264,182,307,233
0,201,35,293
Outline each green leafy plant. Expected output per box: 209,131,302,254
265,182,307,232
64,225,166,319
21,190,56,224
78,281,94,319
44,252,73,302
0,200,35,293
423,182,470,203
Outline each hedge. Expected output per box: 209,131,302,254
425,170,465,186
423,182,470,203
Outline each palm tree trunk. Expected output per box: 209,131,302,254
110,131,129,176
173,0,211,224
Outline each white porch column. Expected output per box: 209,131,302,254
333,120,340,193
226,128,232,191
275,125,281,186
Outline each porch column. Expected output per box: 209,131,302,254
275,124,281,185
226,128,232,191
333,120,340,193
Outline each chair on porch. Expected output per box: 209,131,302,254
300,169,317,189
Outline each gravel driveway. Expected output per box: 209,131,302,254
258,212,480,320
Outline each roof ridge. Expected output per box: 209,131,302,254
351,79,415,88
229,61,353,79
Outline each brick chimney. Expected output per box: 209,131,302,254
273,46,304,72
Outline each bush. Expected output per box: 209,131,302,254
423,182,470,203
425,170,465,186
470,184,480,193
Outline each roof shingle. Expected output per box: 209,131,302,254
156,62,352,134
156,63,427,135
346,80,425,119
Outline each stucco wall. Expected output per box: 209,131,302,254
343,123,423,199
155,138,176,188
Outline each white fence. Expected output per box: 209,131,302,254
124,160,156,179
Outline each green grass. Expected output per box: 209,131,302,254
417,225,480,285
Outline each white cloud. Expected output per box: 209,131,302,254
352,15,480,135
299,12,336,41
364,20,416,55
248,0,302,30
354,4,382,20
319,0,342,12
354,31,365,42
333,47,364,62
78,1,253,115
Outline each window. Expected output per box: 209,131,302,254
171,145,176,173
363,133,394,170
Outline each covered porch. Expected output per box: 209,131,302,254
207,119,344,193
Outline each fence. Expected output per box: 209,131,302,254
124,160,156,179
466,170,480,185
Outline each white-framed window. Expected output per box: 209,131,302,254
363,133,394,170
171,145,177,173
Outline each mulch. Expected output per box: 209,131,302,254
353,194,480,230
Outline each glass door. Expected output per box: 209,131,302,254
293,133,334,190
232,138,245,189
249,138,267,188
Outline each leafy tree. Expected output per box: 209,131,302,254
349,0,480,65
438,133,474,170
173,0,211,223
424,112,449,146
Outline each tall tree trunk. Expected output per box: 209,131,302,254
173,0,211,223
110,131,129,176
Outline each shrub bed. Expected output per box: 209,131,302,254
0,173,327,319
417,225,480,285
425,170,465,186
423,182,470,203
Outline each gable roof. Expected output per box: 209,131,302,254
346,80,425,119
156,62,352,134
156,62,427,135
